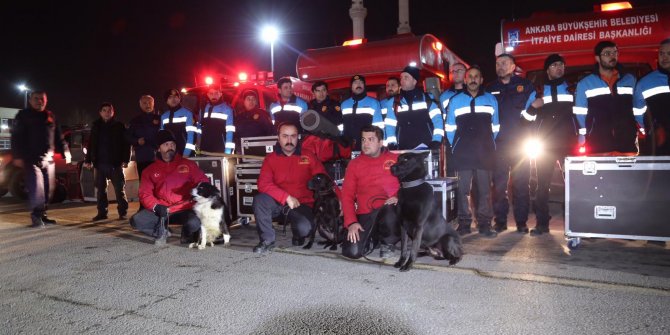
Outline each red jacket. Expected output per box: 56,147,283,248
342,150,399,228
139,154,209,213
301,134,352,162
258,146,327,207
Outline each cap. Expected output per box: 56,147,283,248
350,74,366,85
242,89,258,99
156,129,176,147
402,66,420,81
544,54,565,71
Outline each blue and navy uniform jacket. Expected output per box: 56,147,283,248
445,90,499,171
384,88,444,150
11,108,69,165
522,78,578,153
341,94,384,151
126,110,161,163
379,95,397,117
198,100,235,154
486,75,534,148
439,86,465,121
233,107,275,154
574,67,641,153
634,67,670,154
160,105,196,157
269,95,308,131
309,96,343,132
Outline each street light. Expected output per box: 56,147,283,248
17,84,30,108
260,25,279,73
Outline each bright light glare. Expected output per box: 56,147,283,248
524,138,543,159
181,88,187,93
505,46,515,52
238,72,248,81
409,61,417,67
261,26,279,43
601,2,632,11
17,84,29,92
204,76,214,85
301,74,308,79
579,146,586,154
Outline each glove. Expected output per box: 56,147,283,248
429,141,442,150
154,204,169,218
387,143,399,150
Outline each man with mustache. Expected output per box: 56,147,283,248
340,75,384,151
574,40,643,154
252,122,333,253
130,130,209,245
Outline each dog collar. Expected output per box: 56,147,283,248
401,179,425,188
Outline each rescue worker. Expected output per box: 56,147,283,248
198,85,235,155
252,122,331,254
233,90,274,154
486,54,534,234
446,66,500,238
574,40,643,154
269,77,309,131
160,88,197,157
84,103,131,221
440,62,467,177
342,125,400,259
385,66,444,150
126,95,160,181
11,91,71,228
308,81,343,131
380,77,400,117
634,38,670,156
340,74,384,151
130,130,209,245
523,54,578,236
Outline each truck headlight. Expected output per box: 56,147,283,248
523,138,543,159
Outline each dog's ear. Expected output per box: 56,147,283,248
419,151,430,160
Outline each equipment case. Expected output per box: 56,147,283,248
240,136,277,162
427,177,458,223
564,156,670,249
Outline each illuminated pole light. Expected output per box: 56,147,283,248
261,26,279,73
17,84,30,108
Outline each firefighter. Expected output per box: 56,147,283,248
486,54,534,234
198,85,235,155
574,40,643,154
384,66,444,151
342,125,400,259
445,66,500,238
84,102,131,221
10,91,71,228
634,38,670,156
340,74,384,151
160,88,197,157
523,54,578,236
308,81,343,131
380,77,400,117
269,77,309,131
130,130,209,245
251,123,330,254
233,90,274,154
126,95,160,181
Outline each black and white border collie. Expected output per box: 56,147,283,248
190,182,231,250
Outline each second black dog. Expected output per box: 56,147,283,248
390,152,463,272
306,173,343,250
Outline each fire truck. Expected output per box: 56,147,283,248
497,2,670,83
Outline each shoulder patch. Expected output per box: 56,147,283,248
253,113,259,120
321,106,327,113
517,85,524,93
178,164,190,173
335,106,341,112
384,160,395,170
299,155,311,165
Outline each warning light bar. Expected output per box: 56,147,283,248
597,2,632,12
343,38,365,46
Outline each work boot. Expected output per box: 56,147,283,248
516,223,529,234
478,227,498,238
291,237,305,246
493,222,507,232
118,212,127,220
530,226,550,236
30,215,46,228
92,213,108,221
41,215,57,225
380,244,394,258
253,241,275,254
154,221,169,246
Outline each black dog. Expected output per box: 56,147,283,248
390,152,463,271
306,173,343,250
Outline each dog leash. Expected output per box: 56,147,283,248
281,205,291,236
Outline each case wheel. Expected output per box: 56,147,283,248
567,238,581,250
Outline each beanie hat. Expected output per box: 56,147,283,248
350,74,366,85
242,89,258,99
544,54,565,71
594,40,617,56
402,66,420,81
164,88,181,101
156,129,176,147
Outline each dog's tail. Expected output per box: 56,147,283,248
439,226,464,266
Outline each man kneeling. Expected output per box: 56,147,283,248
342,126,399,259
130,130,209,245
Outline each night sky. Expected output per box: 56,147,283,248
0,0,662,125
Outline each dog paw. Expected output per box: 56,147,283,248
197,245,205,250
400,260,414,272
302,242,313,250
394,258,406,268
188,243,197,249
